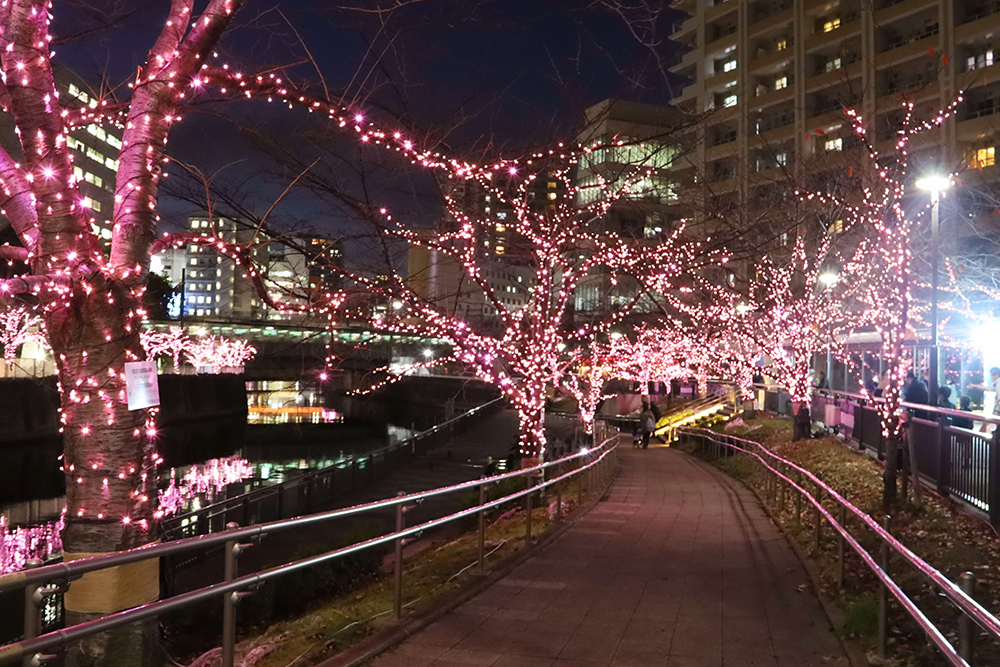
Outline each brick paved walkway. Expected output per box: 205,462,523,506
367,445,851,667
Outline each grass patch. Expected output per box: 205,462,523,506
683,417,1000,667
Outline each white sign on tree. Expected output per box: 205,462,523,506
124,360,161,411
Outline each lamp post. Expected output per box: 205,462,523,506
915,175,951,404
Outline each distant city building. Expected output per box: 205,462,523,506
574,99,684,315
0,69,122,243
303,236,344,293
150,247,186,286
407,233,534,328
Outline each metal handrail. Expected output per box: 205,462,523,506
754,383,1000,427
0,431,620,665
684,426,1000,665
161,396,505,534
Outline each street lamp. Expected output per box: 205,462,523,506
916,175,951,402
818,271,839,287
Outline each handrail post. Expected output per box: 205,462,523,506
477,481,487,573
936,415,950,497
837,504,846,592
222,521,240,667
393,492,405,619
556,462,563,521
813,476,823,552
989,428,1000,528
525,473,533,543
959,572,976,662
878,516,890,660
795,471,802,525
21,558,43,667
777,464,785,509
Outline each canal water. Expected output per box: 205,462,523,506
0,389,451,576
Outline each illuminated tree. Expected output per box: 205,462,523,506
139,326,189,372
183,334,256,372
796,98,964,506
0,302,44,366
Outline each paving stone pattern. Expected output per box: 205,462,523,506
367,445,851,667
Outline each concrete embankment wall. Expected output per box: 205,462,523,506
0,374,247,444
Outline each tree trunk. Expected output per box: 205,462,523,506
48,283,159,666
517,405,547,462
883,435,899,507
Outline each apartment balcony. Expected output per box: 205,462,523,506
753,120,796,145
673,48,700,75
749,48,795,74
881,74,939,99
962,60,1000,88
805,60,863,94
805,17,862,53
705,30,738,57
749,6,793,38
750,86,794,110
957,102,1000,141
704,70,738,92
673,16,698,43
705,105,740,124
749,166,790,183
705,139,741,162
956,5,1000,41
707,0,738,22
706,174,740,193
875,0,938,25
876,29,939,67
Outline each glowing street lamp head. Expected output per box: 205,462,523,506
915,175,951,193
818,272,839,287
422,349,434,358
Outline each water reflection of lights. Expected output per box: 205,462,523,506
247,406,343,424
0,513,64,575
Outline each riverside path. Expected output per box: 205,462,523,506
363,444,851,667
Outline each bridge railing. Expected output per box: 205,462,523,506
751,384,1000,524
0,424,621,667
159,396,506,545
682,426,999,666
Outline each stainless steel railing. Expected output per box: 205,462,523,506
0,423,621,667
682,426,1000,666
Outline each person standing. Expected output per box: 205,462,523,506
904,370,929,419
639,401,655,450
968,367,1000,417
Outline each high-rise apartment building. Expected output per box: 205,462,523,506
669,0,1000,192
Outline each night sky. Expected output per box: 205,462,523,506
53,0,685,259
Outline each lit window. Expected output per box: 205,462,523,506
547,181,557,188
823,17,840,33
828,219,844,234
825,138,843,152
191,220,199,229
547,192,557,200
496,224,506,232
776,152,789,166
967,51,994,71
723,59,737,72
971,147,996,168
776,39,788,51
496,245,505,255
774,76,788,90
189,258,197,265
73,166,84,180
723,94,738,108
826,57,842,72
